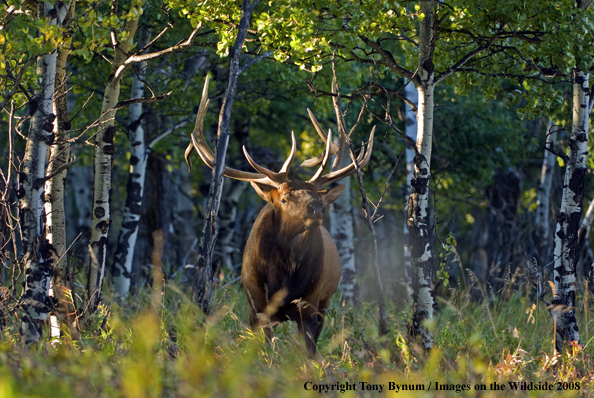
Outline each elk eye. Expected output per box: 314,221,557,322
281,198,287,204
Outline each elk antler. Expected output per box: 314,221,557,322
301,77,348,170
309,128,333,182
307,126,374,189
186,76,373,190
185,76,295,188
242,132,296,184
300,109,340,168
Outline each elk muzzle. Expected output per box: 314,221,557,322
304,200,324,228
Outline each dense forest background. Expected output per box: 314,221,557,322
1,0,594,396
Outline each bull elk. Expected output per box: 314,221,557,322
186,77,374,356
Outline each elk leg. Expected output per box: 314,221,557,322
297,311,319,357
315,307,326,342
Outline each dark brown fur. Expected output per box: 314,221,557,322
186,77,374,356
241,181,343,356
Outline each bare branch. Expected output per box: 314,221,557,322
434,33,502,85
364,104,420,158
373,149,405,220
127,22,203,64
114,22,204,81
2,101,16,200
148,119,191,149
42,160,77,183
113,91,172,111
0,59,34,112
307,80,418,112
68,91,95,125
544,141,569,162
238,51,273,75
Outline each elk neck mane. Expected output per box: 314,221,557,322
250,202,325,303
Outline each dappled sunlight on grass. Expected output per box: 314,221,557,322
0,281,592,397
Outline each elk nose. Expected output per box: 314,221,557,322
307,200,324,219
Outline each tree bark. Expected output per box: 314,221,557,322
408,83,436,349
403,78,417,301
407,0,437,349
112,27,150,298
80,2,142,330
330,177,358,302
192,0,261,313
329,83,359,303
550,69,588,352
535,121,556,257
1,102,17,333
18,1,64,344
576,199,594,289
536,121,556,237
45,0,77,337
532,120,556,296
132,153,174,286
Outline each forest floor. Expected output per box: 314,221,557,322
0,279,593,397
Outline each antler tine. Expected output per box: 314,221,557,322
241,146,286,184
241,131,295,184
185,75,212,172
308,129,333,183
186,76,282,187
301,109,339,167
279,131,296,174
331,78,347,170
301,153,325,168
312,126,375,188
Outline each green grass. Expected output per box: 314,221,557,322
0,280,593,397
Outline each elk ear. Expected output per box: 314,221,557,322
251,182,277,203
319,184,345,205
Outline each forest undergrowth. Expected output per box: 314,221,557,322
0,277,593,398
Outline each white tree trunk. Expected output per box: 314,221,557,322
532,120,556,301
535,120,556,241
579,199,594,240
403,78,418,300
408,82,436,350
112,29,150,298
551,70,588,352
44,3,71,273
19,1,60,344
330,176,358,302
328,77,359,303
81,12,142,330
45,0,77,337
407,0,436,349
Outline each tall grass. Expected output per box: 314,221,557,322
0,279,592,397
